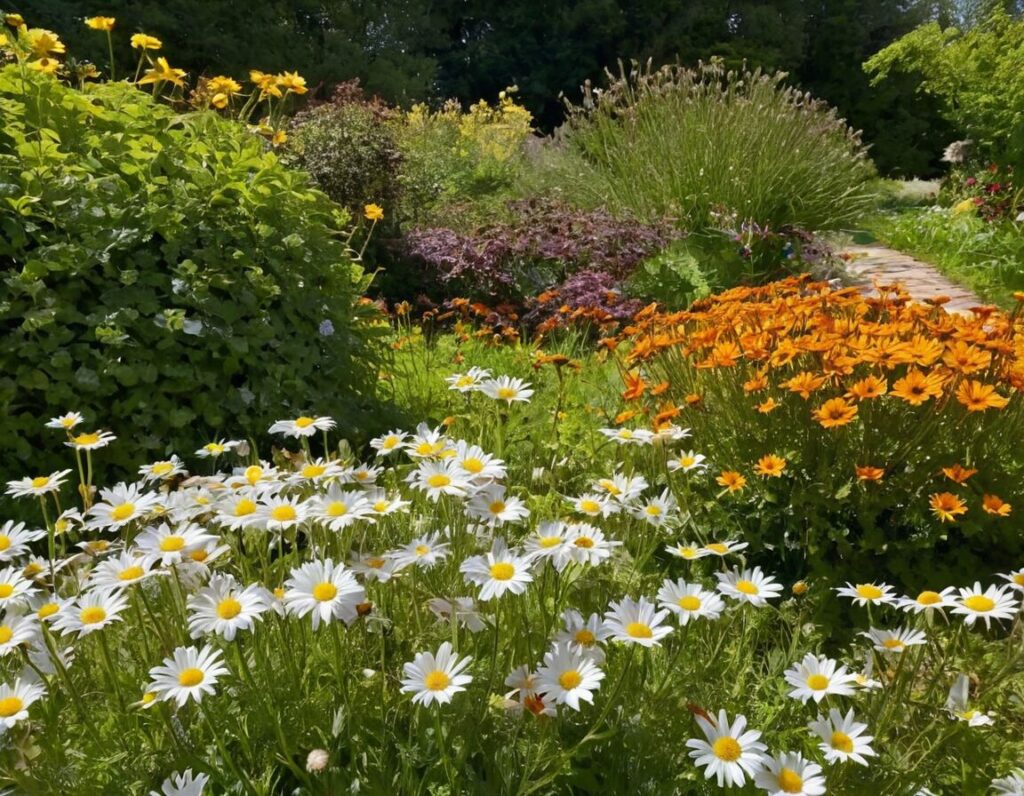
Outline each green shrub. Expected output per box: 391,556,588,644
552,59,877,233
0,67,382,481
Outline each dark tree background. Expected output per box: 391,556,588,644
21,0,1017,175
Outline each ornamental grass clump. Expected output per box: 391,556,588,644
614,276,1024,582
557,59,877,234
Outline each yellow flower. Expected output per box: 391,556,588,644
208,75,241,95
364,204,384,222
27,28,65,57
276,71,308,95
138,57,186,87
250,70,282,99
952,198,976,215
4,14,25,28
271,129,288,146
27,57,60,75
85,16,116,31
130,33,162,50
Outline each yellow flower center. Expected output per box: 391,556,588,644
313,582,338,602
558,670,582,689
645,505,662,516
777,768,804,793
382,436,400,449
295,416,315,428
0,537,9,552
159,536,186,552
0,626,12,644
538,536,562,548
916,590,942,605
462,458,484,474
415,442,434,456
141,692,157,705
414,544,430,556
598,479,621,495
574,629,595,646
80,606,107,625
736,580,759,595
367,557,386,569
0,584,14,599
24,562,43,576
855,584,883,600
617,430,633,439
680,456,695,467
111,503,136,521
574,537,594,549
963,595,995,612
31,476,50,489
325,501,348,517
271,505,297,522
355,471,370,481
831,730,854,753
497,387,516,399
244,466,263,484
151,462,174,476
806,674,830,690
217,598,242,619
373,501,390,513
678,595,702,611
579,500,600,513
1012,573,1024,586
425,670,450,691
204,443,225,454
301,464,326,478
73,432,100,446
273,587,286,600
60,417,76,428
37,602,60,619
189,549,208,562
705,543,728,554
882,638,904,650
488,501,507,515
626,621,653,639
427,474,452,489
118,566,144,581
490,562,515,581
178,668,204,687
456,375,474,388
0,697,23,717
712,736,742,762
679,547,698,558
235,499,257,516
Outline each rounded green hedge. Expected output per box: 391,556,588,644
0,68,383,480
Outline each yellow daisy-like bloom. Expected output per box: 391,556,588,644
4,14,25,28
85,16,116,31
364,204,384,222
250,70,282,98
276,71,308,94
130,33,162,50
27,57,60,75
28,29,66,57
138,57,186,88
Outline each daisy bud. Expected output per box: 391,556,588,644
792,581,808,596
306,749,329,773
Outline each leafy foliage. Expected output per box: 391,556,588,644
0,67,382,481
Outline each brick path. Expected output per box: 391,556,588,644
841,245,982,314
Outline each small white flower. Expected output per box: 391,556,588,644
90,551,162,592
407,459,472,501
991,770,1024,795
716,566,783,607
0,612,40,657
427,597,488,633
52,590,129,637
283,559,365,629
999,568,1024,593
0,567,38,610
268,415,336,438
702,540,749,557
389,531,450,570
836,582,897,607
255,496,309,531
452,441,506,482
138,456,187,483
945,673,994,726
656,578,724,625
808,707,876,766
148,644,229,706
460,539,533,600
87,482,161,530
603,595,673,647
194,439,242,458
754,751,826,795
568,493,615,518
666,542,711,561
599,427,654,446
369,429,408,456
65,430,117,450
951,583,1019,629
861,626,927,654
136,522,219,567
5,469,73,499
784,653,858,703
632,488,677,526
445,367,491,393
187,573,269,641
564,524,620,567
480,375,533,404
404,423,450,458
593,473,648,503
0,677,47,730
311,485,374,531
400,641,473,707
349,553,400,583
151,768,210,796
686,709,768,788
465,484,530,526
668,451,707,473
553,609,610,663
45,412,83,431
896,587,956,614
0,522,46,563
535,642,605,711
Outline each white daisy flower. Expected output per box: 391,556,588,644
45,412,83,431
523,521,573,571
90,551,162,592
999,568,1024,593
136,522,219,567
389,531,450,571
255,496,308,531
194,439,242,458
835,582,897,607
945,673,994,726
603,595,673,647
656,578,724,625
784,652,858,703
553,609,610,664
702,539,749,557
0,567,37,610
31,593,74,624
86,482,161,531
666,542,711,561
287,458,346,485
668,451,707,473
427,597,488,633
346,463,384,487
400,641,473,707
0,522,46,563
369,429,408,456
148,644,228,706
283,559,365,629
991,770,1024,795
480,375,533,404
446,367,491,393
214,490,265,531
0,612,40,657
5,469,72,499
138,456,187,483
598,426,654,446
896,587,956,614
686,709,768,788
754,751,826,795
407,459,472,501
364,489,410,517
808,707,876,766
565,524,621,567
187,573,268,641
311,485,374,531
861,626,927,654
716,566,783,607
534,642,605,711
453,441,506,482
503,664,545,709
349,553,400,583
0,677,47,730
465,484,530,526
460,538,533,601
568,493,616,518
151,768,210,796
65,430,117,450
52,590,129,637
632,488,677,526
405,423,450,459
652,423,691,443
951,583,1019,628
593,473,648,504
268,415,336,437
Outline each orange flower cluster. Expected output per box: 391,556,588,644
617,276,1022,422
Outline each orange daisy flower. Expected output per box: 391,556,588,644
782,371,826,400
941,464,977,484
929,492,967,523
943,341,992,374
754,454,787,477
756,398,779,414
716,471,747,493
955,380,1009,412
743,373,769,393
846,375,888,401
813,397,858,428
855,465,885,482
891,369,945,405
982,494,1012,516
